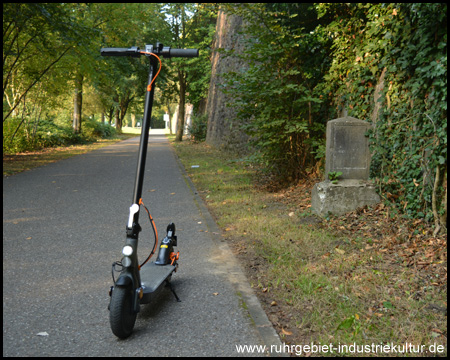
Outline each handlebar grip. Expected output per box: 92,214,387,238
169,48,199,58
100,47,140,57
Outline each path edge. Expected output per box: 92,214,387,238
169,141,286,357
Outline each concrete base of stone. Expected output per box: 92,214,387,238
311,179,380,217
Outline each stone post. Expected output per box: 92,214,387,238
311,116,380,217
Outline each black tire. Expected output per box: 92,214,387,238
109,285,137,339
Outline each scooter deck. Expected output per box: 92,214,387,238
139,262,176,303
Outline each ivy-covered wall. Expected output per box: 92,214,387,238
321,3,447,229
207,4,446,229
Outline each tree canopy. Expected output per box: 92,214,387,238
3,3,216,147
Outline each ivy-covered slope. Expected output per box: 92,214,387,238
218,3,446,229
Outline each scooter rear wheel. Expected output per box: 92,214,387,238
109,285,137,339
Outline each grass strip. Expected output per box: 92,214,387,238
171,139,447,357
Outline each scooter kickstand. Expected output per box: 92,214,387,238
166,280,181,302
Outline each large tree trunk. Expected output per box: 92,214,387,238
73,72,83,134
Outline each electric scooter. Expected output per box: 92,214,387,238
100,43,199,339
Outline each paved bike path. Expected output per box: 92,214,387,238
3,135,282,357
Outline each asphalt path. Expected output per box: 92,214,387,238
3,134,283,357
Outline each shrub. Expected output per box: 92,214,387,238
188,114,208,142
82,118,117,139
3,117,117,154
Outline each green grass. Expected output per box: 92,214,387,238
171,139,447,357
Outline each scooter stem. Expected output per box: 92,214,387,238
131,58,158,225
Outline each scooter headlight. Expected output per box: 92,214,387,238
122,245,133,256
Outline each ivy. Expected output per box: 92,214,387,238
221,3,446,228
319,3,447,229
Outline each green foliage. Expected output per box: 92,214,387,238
3,116,116,154
174,4,218,111
222,3,446,226
328,171,342,184
320,3,447,225
188,114,208,142
222,4,332,180
3,3,95,122
3,117,32,154
82,118,117,139
4,3,446,226
161,4,217,141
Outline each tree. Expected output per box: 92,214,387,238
219,4,333,179
73,72,83,133
162,4,217,141
94,3,170,132
3,3,82,122
65,3,110,134
3,3,215,148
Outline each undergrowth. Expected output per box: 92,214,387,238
172,139,447,357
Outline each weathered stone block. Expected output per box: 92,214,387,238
311,179,380,217
325,117,372,180
312,116,380,217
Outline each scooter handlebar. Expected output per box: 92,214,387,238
100,47,140,57
169,48,199,58
100,45,199,58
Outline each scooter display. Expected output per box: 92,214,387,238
100,43,199,339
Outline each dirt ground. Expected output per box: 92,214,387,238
227,178,447,356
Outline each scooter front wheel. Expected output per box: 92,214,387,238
109,285,137,339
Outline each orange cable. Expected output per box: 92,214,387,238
139,51,162,91
138,198,159,269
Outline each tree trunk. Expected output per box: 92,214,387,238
117,93,133,133
73,72,83,134
197,97,207,115
175,72,186,142
108,107,113,125
114,107,120,131
165,101,173,135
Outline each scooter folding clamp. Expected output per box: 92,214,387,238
126,223,142,238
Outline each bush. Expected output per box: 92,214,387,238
82,118,117,139
188,114,208,142
3,117,117,154
3,117,31,154
222,4,332,181
222,3,447,228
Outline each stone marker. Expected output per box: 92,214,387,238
311,116,380,217
325,117,371,180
